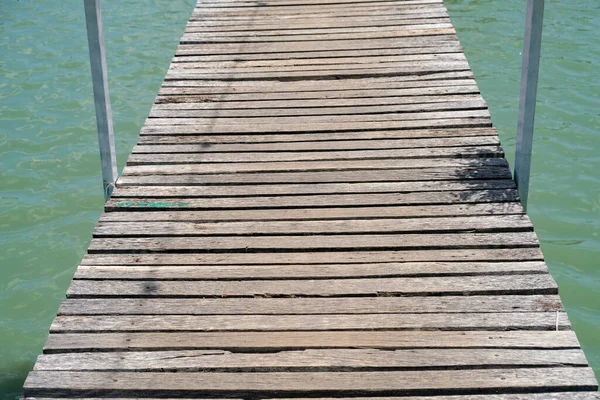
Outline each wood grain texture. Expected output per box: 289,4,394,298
34,348,588,371
98,203,525,222
72,261,546,281
65,274,557,298
58,295,562,315
23,368,598,397
49,312,571,333
42,330,583,353
81,248,546,265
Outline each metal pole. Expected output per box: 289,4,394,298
84,0,118,200
514,0,544,211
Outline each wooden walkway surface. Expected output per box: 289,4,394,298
24,0,599,398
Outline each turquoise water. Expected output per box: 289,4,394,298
0,0,598,398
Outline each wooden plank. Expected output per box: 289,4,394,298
149,99,487,118
195,0,443,6
121,159,509,176
104,190,520,212
66,274,557,298
93,215,532,237
139,118,492,134
132,136,498,153
136,128,498,145
159,76,475,91
193,0,445,12
23,368,598,397
58,294,561,315
111,181,516,197
156,90,482,106
98,203,525,223
34,348,587,372
81,248,546,266
144,111,490,125
73,261,545,281
126,146,503,164
87,232,540,253
42,330,583,353
170,49,468,64
174,37,459,56
183,19,453,34
22,394,600,400
153,92,482,109
49,312,572,333
190,6,448,20
180,28,456,44
164,64,472,80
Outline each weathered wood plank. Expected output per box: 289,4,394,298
112,181,515,198
121,159,509,176
34,348,587,372
139,118,492,134
42,330,583,353
58,294,561,315
74,260,547,281
49,312,571,333
98,203,525,223
24,368,598,397
81,248,545,266
132,136,498,153
164,65,471,80
136,128,498,145
66,274,556,298
105,190,520,212
174,37,458,56
153,92,481,109
22,394,600,400
87,232,540,253
144,111,490,127
149,99,486,118
126,146,503,165
184,21,454,36
93,215,532,237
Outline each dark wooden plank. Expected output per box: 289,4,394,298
22,394,600,400
49,312,571,333
185,21,454,36
80,248,546,266
149,99,486,118
139,118,492,134
152,92,481,110
125,146,502,165
58,294,561,315
87,232,540,253
23,368,598,397
93,215,532,237
136,128,498,145
34,348,587,372
42,330,583,353
180,28,455,45
105,190,520,212
111,182,516,199
98,203,525,223
159,77,477,93
143,110,490,126
120,159,510,177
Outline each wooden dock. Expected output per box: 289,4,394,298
23,0,599,398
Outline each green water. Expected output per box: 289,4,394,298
0,0,598,397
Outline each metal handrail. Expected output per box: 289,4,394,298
515,0,545,211
84,0,117,200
